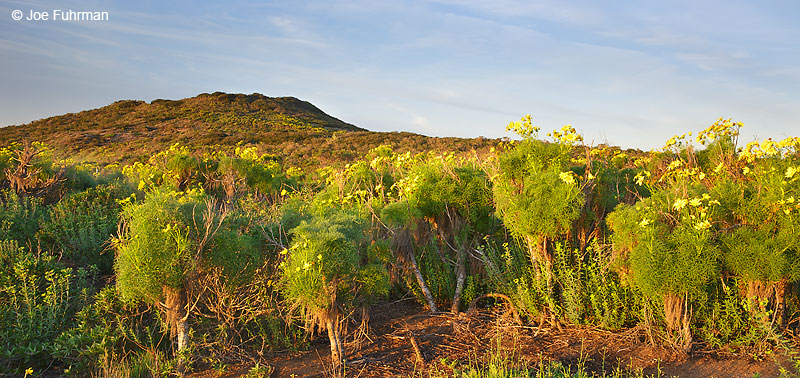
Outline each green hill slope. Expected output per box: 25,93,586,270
0,92,498,168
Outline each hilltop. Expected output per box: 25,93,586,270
0,92,497,168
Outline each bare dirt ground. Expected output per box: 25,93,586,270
189,298,797,378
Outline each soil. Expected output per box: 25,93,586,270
189,298,797,378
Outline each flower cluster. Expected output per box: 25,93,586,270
695,117,741,145
506,114,540,139
559,171,576,185
740,136,800,162
634,170,651,186
658,162,706,183
673,193,719,230
663,132,691,151
548,124,584,145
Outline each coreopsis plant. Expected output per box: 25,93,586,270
122,143,202,192
208,146,295,202
392,156,496,312
279,209,388,375
114,189,260,374
490,115,584,284
609,131,723,351
723,134,800,324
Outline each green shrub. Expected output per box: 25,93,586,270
279,208,388,372
491,117,585,298
38,181,131,275
52,286,165,377
0,240,93,373
0,190,48,245
114,188,262,373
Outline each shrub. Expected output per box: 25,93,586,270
38,181,131,275
490,116,584,294
279,209,388,374
0,190,47,246
0,240,93,373
114,189,261,374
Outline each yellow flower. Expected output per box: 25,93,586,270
689,198,702,207
784,209,792,215
713,163,724,173
667,160,684,170
280,189,288,196
694,220,712,231
786,166,797,179
639,218,652,227
742,167,751,175
673,198,689,211
634,171,650,185
587,172,595,180
559,171,575,185
761,139,779,155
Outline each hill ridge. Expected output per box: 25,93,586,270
0,92,498,168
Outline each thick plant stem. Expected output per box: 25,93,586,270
745,279,789,326
409,252,438,313
451,249,467,313
663,292,692,352
176,318,189,374
775,279,788,326
526,234,556,325
326,316,345,377
164,286,189,375
525,235,542,282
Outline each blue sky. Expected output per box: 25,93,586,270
1,0,798,149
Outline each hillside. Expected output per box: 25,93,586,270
0,92,498,168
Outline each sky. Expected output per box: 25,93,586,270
1,0,798,149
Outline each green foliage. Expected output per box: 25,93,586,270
724,227,799,283
492,139,583,242
0,190,48,245
114,189,201,302
484,240,547,319
695,278,775,350
52,286,164,377
280,209,388,321
115,188,263,303
0,240,94,373
406,160,495,231
605,203,641,268
413,245,456,306
629,223,721,300
552,243,639,329
722,158,800,284
481,239,638,328
38,181,132,275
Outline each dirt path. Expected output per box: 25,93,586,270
191,298,793,378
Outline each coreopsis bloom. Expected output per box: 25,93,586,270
694,220,712,231
559,171,575,185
